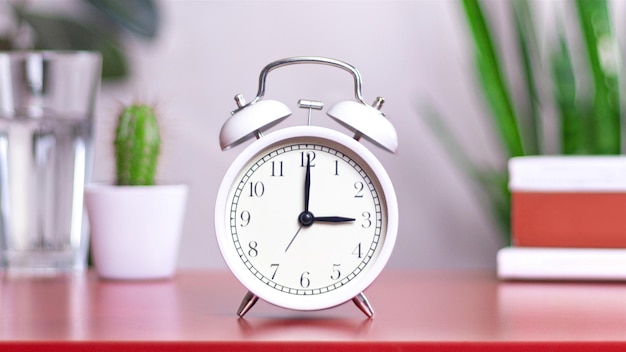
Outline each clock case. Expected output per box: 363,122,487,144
216,57,398,317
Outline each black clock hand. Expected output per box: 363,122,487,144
313,216,355,223
304,153,311,212
297,153,354,226
296,153,315,228
287,215,353,252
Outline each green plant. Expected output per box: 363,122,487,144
0,0,159,80
428,0,621,243
115,104,161,186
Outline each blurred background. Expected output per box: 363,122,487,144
2,0,624,270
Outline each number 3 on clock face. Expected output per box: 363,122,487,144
215,126,398,312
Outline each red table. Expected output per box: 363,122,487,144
1,270,625,351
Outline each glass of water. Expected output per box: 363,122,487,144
0,51,101,274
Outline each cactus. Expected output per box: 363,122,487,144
114,104,161,186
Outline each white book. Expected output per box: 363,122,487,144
497,247,626,281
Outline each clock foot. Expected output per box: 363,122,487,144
352,292,374,318
237,291,259,317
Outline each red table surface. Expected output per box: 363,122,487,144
0,270,625,351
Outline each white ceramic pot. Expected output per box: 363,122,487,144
84,184,188,280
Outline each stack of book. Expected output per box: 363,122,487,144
497,156,626,281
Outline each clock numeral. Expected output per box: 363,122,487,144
361,211,372,228
331,264,341,281
300,151,316,167
354,181,364,198
271,161,284,177
334,160,339,176
300,271,311,288
248,241,258,257
270,264,280,280
248,181,265,197
239,211,251,227
352,243,363,258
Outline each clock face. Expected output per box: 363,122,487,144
216,126,397,311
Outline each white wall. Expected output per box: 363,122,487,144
95,0,506,269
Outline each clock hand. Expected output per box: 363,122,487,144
304,153,311,212
285,225,303,252
288,215,353,252
313,216,355,223
298,154,353,226
295,153,315,230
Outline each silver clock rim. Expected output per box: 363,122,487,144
215,126,398,311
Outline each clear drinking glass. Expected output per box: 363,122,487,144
0,51,101,274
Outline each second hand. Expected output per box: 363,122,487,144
284,225,303,253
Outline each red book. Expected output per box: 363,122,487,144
509,156,626,248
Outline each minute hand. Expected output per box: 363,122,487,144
304,154,311,212
313,216,355,223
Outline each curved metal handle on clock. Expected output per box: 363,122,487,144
251,56,367,105
220,56,398,153
252,57,397,153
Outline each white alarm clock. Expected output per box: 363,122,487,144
215,57,398,317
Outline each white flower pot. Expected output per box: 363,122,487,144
84,184,188,280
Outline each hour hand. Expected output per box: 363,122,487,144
312,216,355,223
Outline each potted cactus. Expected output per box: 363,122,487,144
84,104,188,280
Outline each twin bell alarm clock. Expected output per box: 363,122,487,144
214,56,398,317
